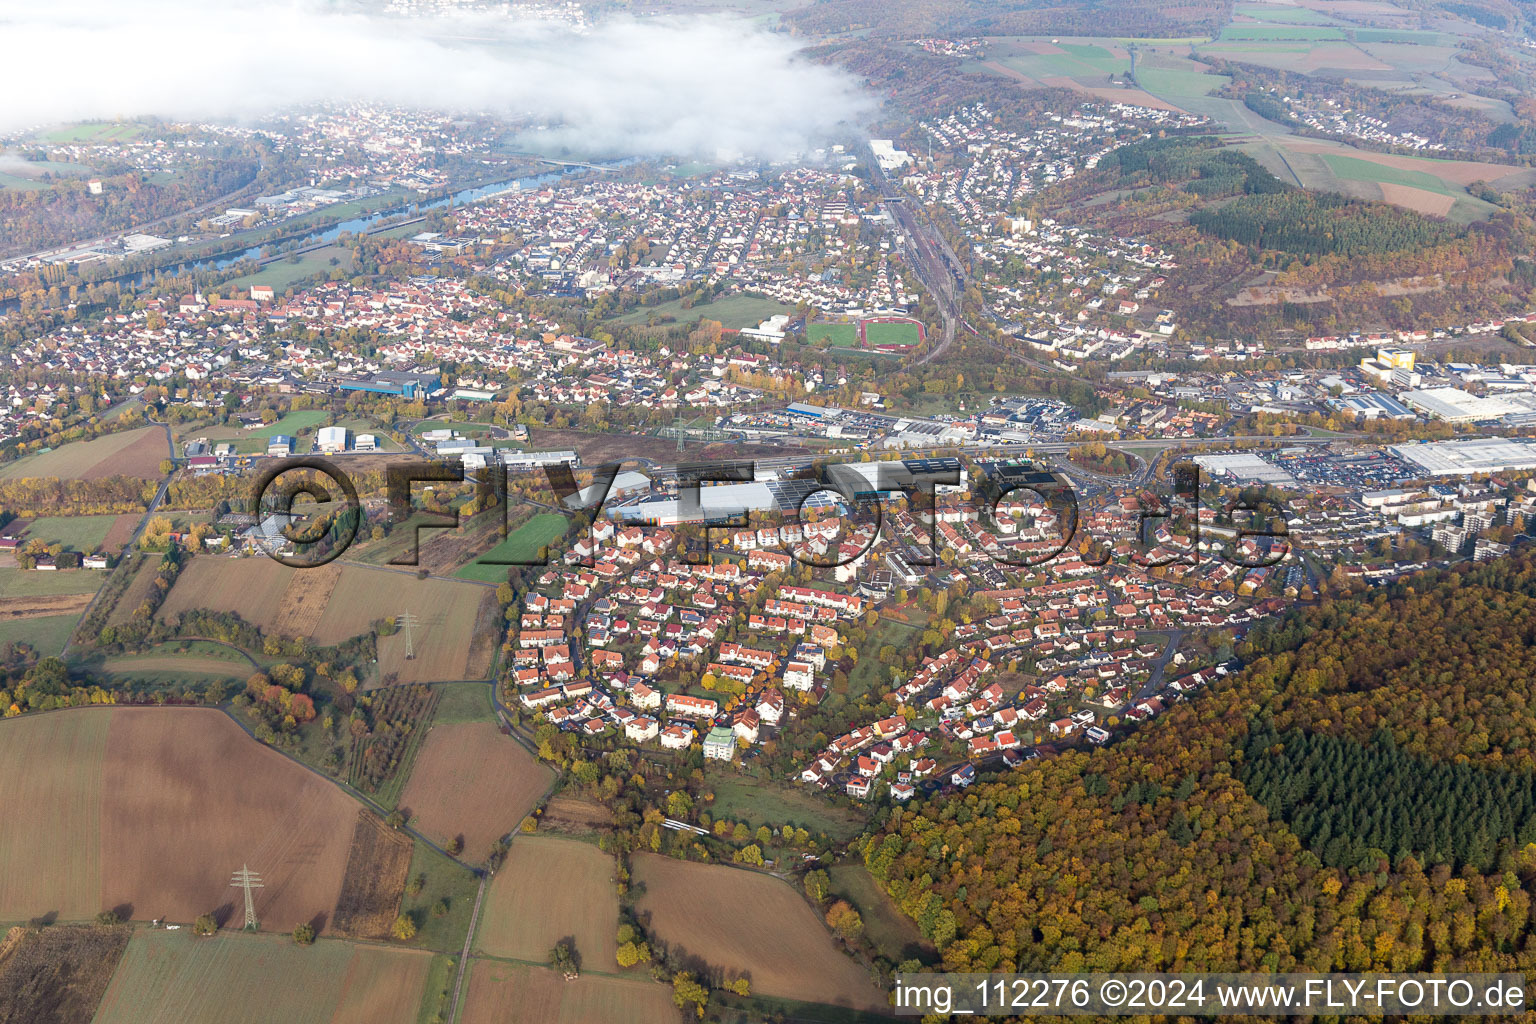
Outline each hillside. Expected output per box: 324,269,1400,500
863,551,1536,974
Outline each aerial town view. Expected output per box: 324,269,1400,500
11,0,1536,1021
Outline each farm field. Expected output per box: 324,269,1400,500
0,707,375,932
397,722,554,861
475,836,619,965
0,923,131,1024
0,590,93,621
0,426,167,480
92,928,432,1024
330,810,415,940
0,565,103,598
1237,136,1536,221
20,513,122,552
0,611,83,655
456,513,568,582
157,558,491,682
460,962,678,1024
632,854,886,1011
42,120,144,143
966,38,1183,111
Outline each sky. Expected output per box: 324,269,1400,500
0,0,876,160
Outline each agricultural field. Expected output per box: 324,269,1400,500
396,722,553,861
330,810,415,940
41,121,144,143
92,928,432,1024
966,38,1184,111
0,426,167,480
0,612,82,656
632,854,887,1011
0,590,93,622
20,513,124,552
460,962,678,1024
1237,137,1536,221
157,557,492,682
456,513,568,582
0,566,103,598
475,836,619,966
0,923,131,1024
0,707,373,932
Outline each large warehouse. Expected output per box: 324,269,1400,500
1391,437,1536,477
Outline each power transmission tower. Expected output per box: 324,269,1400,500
230,865,263,931
399,611,416,660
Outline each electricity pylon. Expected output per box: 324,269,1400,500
230,865,263,931
399,611,417,660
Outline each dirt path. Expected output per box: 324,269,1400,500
448,875,489,1024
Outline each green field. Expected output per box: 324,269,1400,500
265,409,329,436
1233,2,1344,24
808,322,858,346
0,613,82,656
42,121,144,143
456,513,568,582
431,681,495,724
0,172,49,191
615,293,792,328
863,320,922,348
92,928,433,1024
706,775,865,843
1217,23,1343,41
1137,67,1228,99
22,514,120,552
400,841,482,952
1354,28,1446,44
0,566,104,597
224,246,356,293
1318,153,1458,195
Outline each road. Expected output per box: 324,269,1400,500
1138,629,1188,700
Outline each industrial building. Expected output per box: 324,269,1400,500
334,370,443,399
1391,437,1536,477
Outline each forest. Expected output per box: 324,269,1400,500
864,549,1536,977
1189,191,1460,257
1240,724,1536,874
